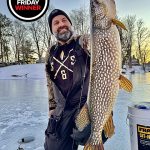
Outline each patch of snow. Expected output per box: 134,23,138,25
0,145,6,149
122,65,145,74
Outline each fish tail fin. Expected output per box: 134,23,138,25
119,75,133,92
112,18,127,31
84,143,104,150
103,113,115,138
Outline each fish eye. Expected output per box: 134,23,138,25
96,0,102,4
111,0,115,4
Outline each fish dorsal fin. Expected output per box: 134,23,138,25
119,75,133,92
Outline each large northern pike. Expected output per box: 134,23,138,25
75,0,133,149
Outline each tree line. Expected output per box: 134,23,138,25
0,5,55,65
0,5,150,71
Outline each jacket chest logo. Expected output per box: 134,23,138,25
60,50,64,61
50,52,76,80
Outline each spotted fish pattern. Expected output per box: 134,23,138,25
86,0,121,146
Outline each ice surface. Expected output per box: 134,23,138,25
0,64,46,80
0,64,150,150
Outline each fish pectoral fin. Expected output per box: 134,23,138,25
112,18,127,31
75,104,90,131
119,75,133,92
84,143,104,150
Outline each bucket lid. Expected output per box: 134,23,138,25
128,102,150,119
134,102,150,110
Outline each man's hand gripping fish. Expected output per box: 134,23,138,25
75,0,133,150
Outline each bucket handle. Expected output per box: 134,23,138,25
126,114,130,126
126,114,134,136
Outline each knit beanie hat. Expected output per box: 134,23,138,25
48,9,72,34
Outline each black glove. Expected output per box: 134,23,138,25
71,123,108,145
71,123,91,145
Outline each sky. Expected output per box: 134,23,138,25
0,0,150,27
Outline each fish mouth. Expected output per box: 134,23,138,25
93,0,100,5
91,0,107,16
91,0,113,30
91,0,107,23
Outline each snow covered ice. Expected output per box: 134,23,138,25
0,63,46,80
0,64,150,150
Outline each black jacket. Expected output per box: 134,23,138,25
45,36,90,118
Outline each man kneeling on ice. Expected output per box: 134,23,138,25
44,9,115,150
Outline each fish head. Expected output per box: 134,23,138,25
90,0,116,27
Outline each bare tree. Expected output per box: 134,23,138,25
70,7,90,35
10,20,28,63
3,39,11,63
21,40,35,64
0,13,12,63
136,19,150,71
28,21,43,62
116,17,128,67
122,15,136,68
38,5,55,49
28,5,56,62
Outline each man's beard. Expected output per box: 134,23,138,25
54,26,74,42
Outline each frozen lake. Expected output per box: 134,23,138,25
0,64,150,150
0,79,48,150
